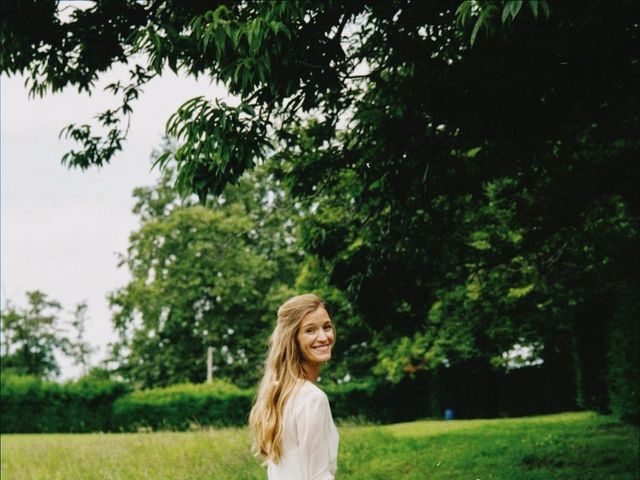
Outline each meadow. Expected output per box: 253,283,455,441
1,412,637,480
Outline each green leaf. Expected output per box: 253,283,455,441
501,3,512,24
152,151,172,170
511,0,524,18
507,284,535,299
470,17,483,46
465,146,482,158
540,0,550,18
455,0,472,26
149,28,161,52
470,239,491,250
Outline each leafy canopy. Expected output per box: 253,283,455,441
3,0,547,198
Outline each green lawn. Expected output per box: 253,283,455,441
1,412,637,479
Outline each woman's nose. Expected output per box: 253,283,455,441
317,328,329,341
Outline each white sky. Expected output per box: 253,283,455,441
1,64,228,380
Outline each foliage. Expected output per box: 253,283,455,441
1,0,551,194
607,281,640,424
2,412,638,479
107,156,302,389
294,255,376,385
1,362,578,434
456,0,550,45
1,291,69,378
1,292,98,378
67,301,97,376
2,0,638,419
264,1,639,419
0,372,131,433
111,380,253,431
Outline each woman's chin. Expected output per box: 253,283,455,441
315,353,331,363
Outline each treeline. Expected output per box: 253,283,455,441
1,292,95,378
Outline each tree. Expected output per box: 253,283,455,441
1,291,69,378
67,301,97,376
2,1,638,415
1,0,554,197
107,155,304,389
1,292,100,378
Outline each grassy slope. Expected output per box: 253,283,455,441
1,412,637,480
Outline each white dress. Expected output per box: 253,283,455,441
267,380,340,480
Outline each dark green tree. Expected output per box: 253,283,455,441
0,0,553,196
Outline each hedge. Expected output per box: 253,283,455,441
0,362,588,433
1,375,432,433
0,374,131,433
111,381,254,431
0,375,255,433
325,376,432,424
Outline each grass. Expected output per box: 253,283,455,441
1,412,637,479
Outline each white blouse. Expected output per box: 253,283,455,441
267,380,340,480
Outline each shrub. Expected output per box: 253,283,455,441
111,380,254,431
325,374,433,423
1,362,593,433
0,373,130,433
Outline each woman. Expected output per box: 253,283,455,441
249,293,340,480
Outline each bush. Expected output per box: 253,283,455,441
111,380,254,431
325,374,433,423
1,363,592,433
0,373,131,433
1,376,253,433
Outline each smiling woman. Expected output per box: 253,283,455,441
297,306,335,373
249,294,340,480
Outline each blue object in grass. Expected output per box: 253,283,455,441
444,408,455,420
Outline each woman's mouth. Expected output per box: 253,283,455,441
313,345,331,353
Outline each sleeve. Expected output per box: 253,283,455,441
295,392,335,480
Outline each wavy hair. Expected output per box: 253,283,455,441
248,293,331,465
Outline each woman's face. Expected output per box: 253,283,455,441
296,307,335,366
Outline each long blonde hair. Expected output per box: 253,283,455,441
248,293,331,465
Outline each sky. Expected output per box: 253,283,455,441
1,62,229,380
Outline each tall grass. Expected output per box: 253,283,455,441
1,412,637,479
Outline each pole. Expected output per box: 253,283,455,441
207,346,213,383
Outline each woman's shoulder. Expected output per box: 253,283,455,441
301,379,327,393
294,380,329,403
294,380,327,401
290,380,334,422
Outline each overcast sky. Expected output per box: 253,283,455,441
1,64,229,380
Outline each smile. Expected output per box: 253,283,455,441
313,345,331,352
